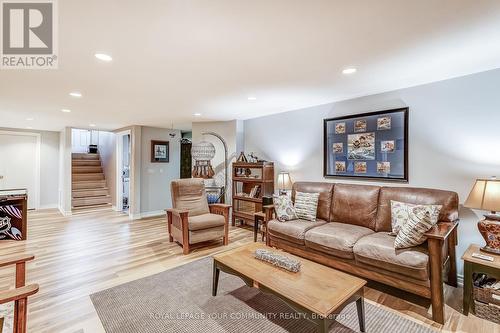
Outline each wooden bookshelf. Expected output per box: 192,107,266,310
232,161,274,226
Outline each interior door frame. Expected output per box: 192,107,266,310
0,130,41,209
115,129,132,218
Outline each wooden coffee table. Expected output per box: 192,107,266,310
212,243,366,333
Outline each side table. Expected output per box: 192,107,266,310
253,212,266,242
462,243,500,316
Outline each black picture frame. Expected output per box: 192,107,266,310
323,107,408,182
151,140,169,163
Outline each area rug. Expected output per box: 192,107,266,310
91,257,434,333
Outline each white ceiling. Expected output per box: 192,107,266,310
1,0,500,132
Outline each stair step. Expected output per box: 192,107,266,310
72,173,105,181
72,203,112,211
72,153,100,160
72,166,103,174
72,188,109,198
72,195,111,207
72,180,107,190
72,160,101,166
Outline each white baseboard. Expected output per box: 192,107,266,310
131,210,165,220
38,204,58,210
58,206,72,216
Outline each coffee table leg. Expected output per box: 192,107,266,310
212,261,220,296
356,296,366,332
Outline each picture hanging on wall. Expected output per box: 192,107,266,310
323,107,408,181
151,140,169,163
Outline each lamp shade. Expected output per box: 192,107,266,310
464,178,500,212
277,172,292,191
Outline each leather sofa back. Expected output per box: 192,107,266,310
330,183,380,229
171,178,210,216
292,182,334,221
375,186,459,232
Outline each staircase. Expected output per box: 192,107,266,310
72,153,112,210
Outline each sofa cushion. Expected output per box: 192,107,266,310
353,232,429,281
273,194,297,222
375,187,459,232
292,182,334,221
330,184,380,229
268,219,327,245
188,213,225,231
305,222,374,259
294,191,320,221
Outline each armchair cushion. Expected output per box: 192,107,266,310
171,178,209,216
353,232,429,281
188,213,225,231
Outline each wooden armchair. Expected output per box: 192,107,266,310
0,254,39,333
166,179,231,255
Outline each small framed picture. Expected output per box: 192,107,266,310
333,142,343,154
377,162,391,174
151,140,169,163
381,140,395,153
354,119,367,132
335,122,346,134
354,162,367,173
335,161,346,172
377,116,391,130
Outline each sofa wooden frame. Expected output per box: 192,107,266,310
263,205,458,325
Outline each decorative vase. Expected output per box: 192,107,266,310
478,215,500,254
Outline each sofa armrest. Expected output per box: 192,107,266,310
424,220,459,240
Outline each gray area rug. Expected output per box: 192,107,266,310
91,257,434,333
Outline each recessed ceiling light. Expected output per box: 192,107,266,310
95,53,113,62
61,109,71,113
69,91,82,98
342,67,357,75
26,117,34,121
247,96,257,101
89,123,96,127
193,113,202,116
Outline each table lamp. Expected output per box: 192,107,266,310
277,172,292,195
464,177,500,254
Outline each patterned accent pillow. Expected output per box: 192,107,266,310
294,191,320,222
273,195,297,222
394,203,442,249
390,200,417,235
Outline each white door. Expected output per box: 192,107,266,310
0,133,38,209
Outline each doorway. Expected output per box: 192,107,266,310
115,130,131,215
0,131,40,209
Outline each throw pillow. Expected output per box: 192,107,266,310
390,200,417,235
294,191,320,222
273,194,297,222
394,203,442,249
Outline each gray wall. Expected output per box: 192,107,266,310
0,127,60,208
244,68,500,277
140,126,181,214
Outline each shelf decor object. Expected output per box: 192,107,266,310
323,107,408,181
277,171,292,195
191,140,216,178
464,177,500,254
232,161,274,226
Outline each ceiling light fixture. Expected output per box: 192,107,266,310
342,67,357,75
95,53,113,62
26,117,34,121
89,123,96,127
69,91,82,98
61,109,71,113
193,113,202,116
247,96,257,101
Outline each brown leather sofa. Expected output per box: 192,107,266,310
264,182,459,324
166,179,231,254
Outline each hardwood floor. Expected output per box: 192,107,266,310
0,209,498,333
